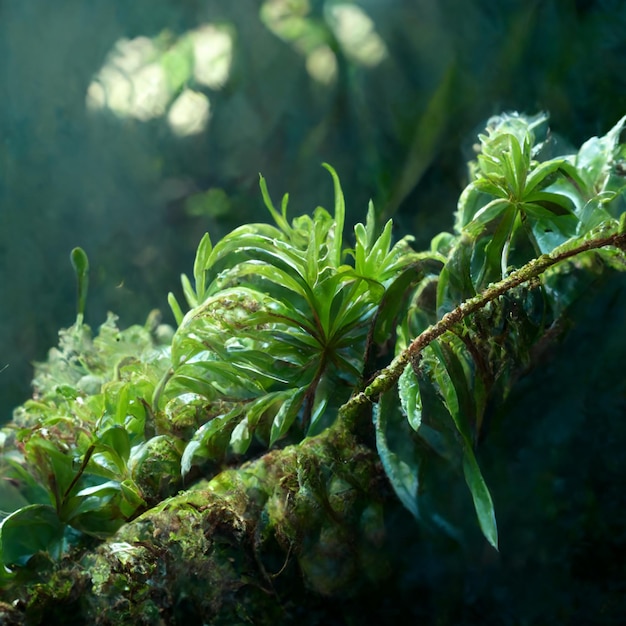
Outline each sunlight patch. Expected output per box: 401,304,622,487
86,25,232,124
193,25,233,89
326,4,387,67
306,45,338,85
168,89,211,137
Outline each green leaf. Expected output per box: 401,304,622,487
523,159,565,197
462,448,498,550
464,198,511,236
437,237,476,315
307,373,338,436
0,478,30,520
373,389,420,520
94,426,131,473
474,203,518,286
70,247,89,322
398,364,422,431
259,174,292,236
322,163,345,268
228,418,252,455
576,115,626,190
372,258,436,344
269,387,307,445
181,273,197,309
24,438,77,505
426,339,497,547
0,504,65,566
181,409,243,474
70,246,89,279
193,232,213,300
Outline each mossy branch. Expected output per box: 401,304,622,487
338,231,626,429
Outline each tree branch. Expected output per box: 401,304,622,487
338,231,626,429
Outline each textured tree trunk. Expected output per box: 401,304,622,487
0,422,413,625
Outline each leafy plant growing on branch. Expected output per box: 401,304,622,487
0,112,625,603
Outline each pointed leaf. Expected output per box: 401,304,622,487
462,448,498,549
193,232,213,299
269,387,307,445
398,364,422,431
322,163,345,268
373,389,420,520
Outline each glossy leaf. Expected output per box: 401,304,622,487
269,387,307,445
398,364,422,431
0,504,65,566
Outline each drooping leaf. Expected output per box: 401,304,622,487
373,389,420,520
462,448,498,550
424,338,498,547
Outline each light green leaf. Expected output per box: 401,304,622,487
193,232,213,300
259,174,292,236
464,198,510,235
181,409,243,474
398,364,422,431
94,426,131,469
181,273,197,309
168,292,185,326
322,163,345,268
229,418,252,455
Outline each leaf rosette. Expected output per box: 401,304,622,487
166,164,420,472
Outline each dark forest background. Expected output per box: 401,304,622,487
1,0,625,421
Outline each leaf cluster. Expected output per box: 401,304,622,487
0,311,177,580
166,164,423,471
1,114,625,582
373,112,626,549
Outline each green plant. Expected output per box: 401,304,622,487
165,164,430,472
345,112,626,548
0,112,625,587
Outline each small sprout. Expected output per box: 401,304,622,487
70,247,90,325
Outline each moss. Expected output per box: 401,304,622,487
129,436,185,505
0,602,26,626
2,426,394,625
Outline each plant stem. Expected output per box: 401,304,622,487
338,231,626,429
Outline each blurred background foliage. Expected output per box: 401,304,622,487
1,0,626,420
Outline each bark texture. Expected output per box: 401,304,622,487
1,426,404,625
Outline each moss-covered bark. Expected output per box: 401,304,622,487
1,424,400,625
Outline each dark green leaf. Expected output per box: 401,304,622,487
0,504,65,566
269,387,307,445
462,449,498,549
373,389,420,520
